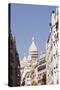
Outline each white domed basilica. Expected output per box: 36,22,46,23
20,37,46,86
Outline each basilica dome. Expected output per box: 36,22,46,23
29,37,37,52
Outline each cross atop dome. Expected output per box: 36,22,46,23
29,37,38,53
32,36,34,41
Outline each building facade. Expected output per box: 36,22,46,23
8,30,21,86
46,8,59,84
37,52,46,85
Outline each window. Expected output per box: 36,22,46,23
48,74,49,77
54,34,57,39
29,65,31,67
56,64,58,68
51,57,53,62
51,70,53,75
54,54,55,59
57,32,59,39
39,60,46,65
53,41,55,46
50,45,52,51
38,65,46,72
54,71,56,73
57,80,59,84
54,67,55,69
27,75,29,78
54,31,55,33
56,22,58,30
56,51,57,55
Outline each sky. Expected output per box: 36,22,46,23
10,3,57,59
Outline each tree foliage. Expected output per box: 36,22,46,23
32,80,37,85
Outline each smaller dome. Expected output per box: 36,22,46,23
23,54,26,61
27,54,31,60
29,37,37,52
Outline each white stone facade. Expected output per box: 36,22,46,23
46,8,59,84
37,53,46,85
